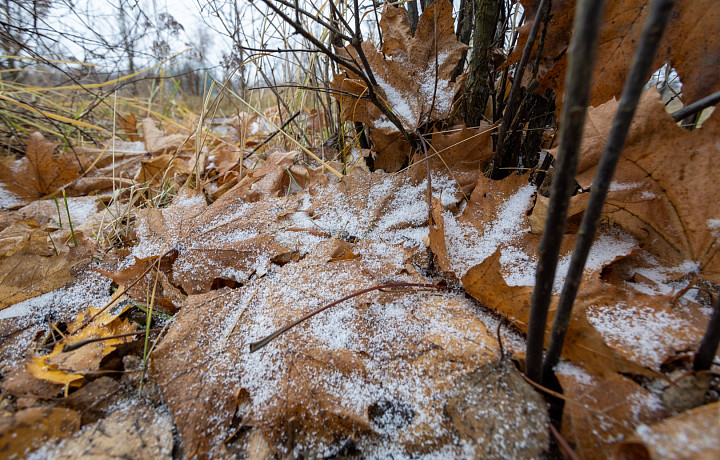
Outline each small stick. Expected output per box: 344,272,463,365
694,292,720,371
62,328,164,352
549,423,581,460
251,111,301,154
670,90,720,122
249,283,446,353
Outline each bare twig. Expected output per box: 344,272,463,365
249,283,446,352
670,89,720,122
549,423,581,460
62,328,164,353
251,110,302,154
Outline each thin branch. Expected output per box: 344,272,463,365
670,89,720,122
489,0,548,177
251,110,301,153
62,328,164,353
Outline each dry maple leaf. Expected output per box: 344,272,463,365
510,0,720,109
151,241,525,458
0,132,81,200
433,171,706,376
330,2,467,170
556,368,667,460
571,89,720,282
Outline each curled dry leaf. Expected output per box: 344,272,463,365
142,118,189,155
134,152,193,186
0,132,81,201
27,301,137,388
510,0,720,108
618,401,720,460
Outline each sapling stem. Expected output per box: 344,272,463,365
490,0,548,177
525,0,607,384
541,0,676,385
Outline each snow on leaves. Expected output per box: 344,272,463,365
331,2,473,172
572,89,720,282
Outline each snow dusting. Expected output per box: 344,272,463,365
443,184,536,277
0,183,23,209
375,75,415,127
586,302,696,368
0,271,113,367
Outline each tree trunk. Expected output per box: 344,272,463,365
463,0,500,127
451,0,474,81
407,0,419,34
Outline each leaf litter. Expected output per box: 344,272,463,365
1,3,719,459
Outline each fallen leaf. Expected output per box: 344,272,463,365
572,90,720,282
331,2,467,168
0,407,80,458
27,302,137,388
0,243,88,311
142,118,189,154
408,123,495,194
618,401,720,460
556,366,666,460
0,132,81,201
50,400,174,459
445,360,549,458
116,113,140,142
152,236,507,458
134,153,192,185
510,0,720,109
